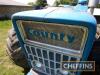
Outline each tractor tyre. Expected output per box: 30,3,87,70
93,24,100,63
86,24,100,75
85,38,100,75
82,23,100,75
6,28,29,69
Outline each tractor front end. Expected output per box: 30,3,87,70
11,5,97,75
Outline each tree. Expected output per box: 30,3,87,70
28,2,35,6
55,0,77,6
28,0,47,8
97,4,100,8
35,0,47,7
60,0,74,4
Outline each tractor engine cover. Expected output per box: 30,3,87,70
12,6,96,75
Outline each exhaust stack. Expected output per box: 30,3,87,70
88,0,99,14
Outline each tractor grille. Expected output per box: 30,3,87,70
25,44,80,75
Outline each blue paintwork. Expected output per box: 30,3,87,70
27,72,32,75
74,4,88,11
12,3,96,75
78,0,87,3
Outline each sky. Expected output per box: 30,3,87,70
14,0,56,5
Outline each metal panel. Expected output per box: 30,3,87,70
24,43,80,75
17,21,88,52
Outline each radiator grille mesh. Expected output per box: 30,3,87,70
25,45,79,75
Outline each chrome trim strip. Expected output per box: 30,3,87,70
26,39,81,57
16,20,88,54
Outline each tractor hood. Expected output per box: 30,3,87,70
12,7,58,21
12,6,96,25
12,5,97,70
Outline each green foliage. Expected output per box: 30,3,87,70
60,0,74,4
28,2,35,6
0,20,24,75
97,4,100,8
55,0,77,6
28,0,47,7
35,0,47,7
36,0,47,7
55,0,60,6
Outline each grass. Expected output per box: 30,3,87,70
0,20,24,75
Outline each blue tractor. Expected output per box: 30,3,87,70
6,0,100,75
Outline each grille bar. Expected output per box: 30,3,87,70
24,44,80,75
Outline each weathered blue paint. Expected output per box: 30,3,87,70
74,4,88,11
78,0,87,3
12,2,96,75
27,72,32,75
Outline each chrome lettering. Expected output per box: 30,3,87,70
29,29,75,43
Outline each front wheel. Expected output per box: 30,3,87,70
6,28,29,69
